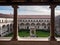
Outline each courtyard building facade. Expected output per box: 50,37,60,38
0,13,59,37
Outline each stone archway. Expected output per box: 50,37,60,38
47,23,50,30
26,23,30,29
10,24,13,32
20,23,25,29
42,23,46,29
36,23,40,29
2,25,5,28
31,23,35,26
7,24,9,30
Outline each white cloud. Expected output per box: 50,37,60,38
0,10,13,14
0,6,60,16
18,6,50,15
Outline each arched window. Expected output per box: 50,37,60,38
26,23,30,26
7,24,9,31
47,23,50,26
20,23,24,26
36,20,38,22
10,24,13,31
36,23,40,26
42,23,46,26
31,23,35,26
28,20,30,22
2,25,5,28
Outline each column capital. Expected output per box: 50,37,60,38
12,5,19,9
50,4,57,9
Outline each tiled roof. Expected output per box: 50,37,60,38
18,15,51,19
0,13,50,19
0,13,13,18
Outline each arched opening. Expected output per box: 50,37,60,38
47,23,50,30
20,23,25,29
2,25,5,28
42,23,46,26
42,23,47,30
26,23,30,29
36,23,40,29
10,24,13,32
36,23,40,26
7,24,10,32
20,23,24,26
31,23,35,26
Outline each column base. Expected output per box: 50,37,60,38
49,36,56,41
11,37,18,41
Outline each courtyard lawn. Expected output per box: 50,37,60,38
4,30,50,37
18,30,50,37
5,29,60,37
36,30,50,37
18,30,30,37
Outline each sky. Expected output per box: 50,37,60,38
0,6,60,16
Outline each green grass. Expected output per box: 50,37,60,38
18,30,30,37
36,30,50,37
18,29,50,37
4,29,60,37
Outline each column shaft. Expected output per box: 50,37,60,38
11,5,18,41
50,4,56,41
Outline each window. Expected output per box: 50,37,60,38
34,20,35,22
47,20,49,22
44,20,46,22
41,20,43,22
36,20,38,22
39,20,41,22
23,20,24,22
28,20,30,22
31,20,32,22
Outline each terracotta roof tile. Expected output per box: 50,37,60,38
18,15,51,19
0,13,50,19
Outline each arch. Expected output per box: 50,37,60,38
25,23,30,26
7,24,10,30
31,23,35,26
25,23,30,29
47,23,50,30
36,23,40,26
10,24,13,27
10,24,13,31
47,23,50,26
2,25,6,30
2,25,5,28
42,23,46,26
20,23,24,25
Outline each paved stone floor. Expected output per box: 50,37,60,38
0,37,60,41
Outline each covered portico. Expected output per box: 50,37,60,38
0,0,60,45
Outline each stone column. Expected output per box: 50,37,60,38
0,25,2,37
49,4,57,41
9,24,11,33
11,5,18,41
